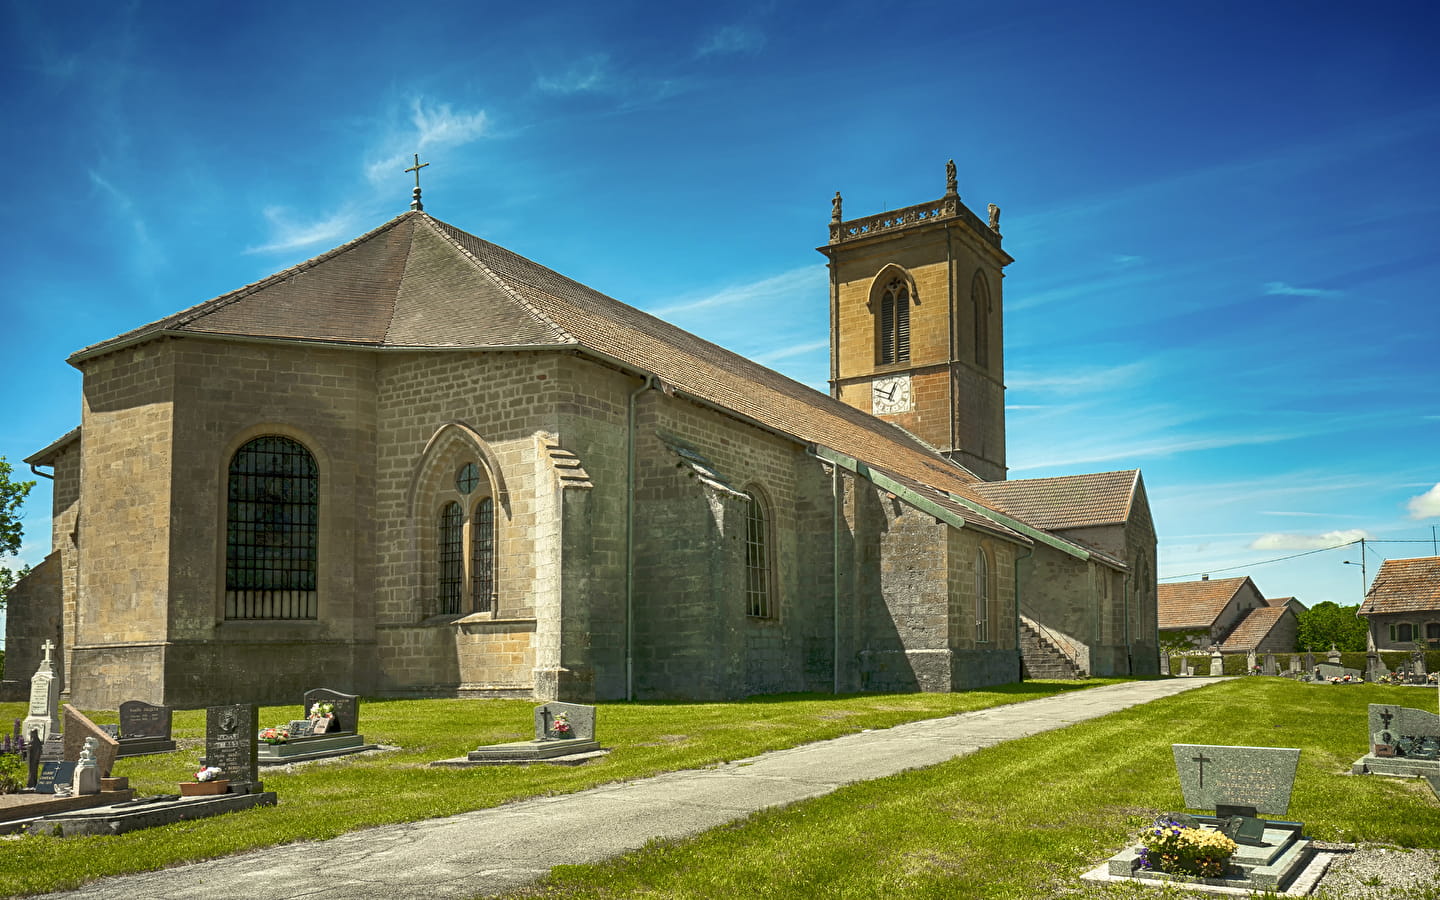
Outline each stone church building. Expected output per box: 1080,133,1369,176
4,165,1158,708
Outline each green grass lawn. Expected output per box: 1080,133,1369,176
510,680,1440,900
0,679,1116,896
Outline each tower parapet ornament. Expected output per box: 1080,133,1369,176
945,159,958,196
987,203,1001,233
831,191,843,225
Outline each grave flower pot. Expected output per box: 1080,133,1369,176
180,779,229,796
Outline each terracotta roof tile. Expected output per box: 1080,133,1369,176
970,471,1139,530
1359,557,1440,615
1158,576,1249,630
1219,606,1289,651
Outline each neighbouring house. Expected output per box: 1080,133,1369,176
1359,556,1440,651
1158,575,1298,653
2,163,1159,708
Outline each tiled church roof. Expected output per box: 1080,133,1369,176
1157,576,1251,630
69,211,1041,541
1360,556,1440,615
970,470,1140,530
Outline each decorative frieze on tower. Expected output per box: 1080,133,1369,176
818,161,1012,481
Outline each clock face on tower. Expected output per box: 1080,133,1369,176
872,374,913,415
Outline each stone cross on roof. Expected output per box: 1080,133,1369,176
406,153,430,211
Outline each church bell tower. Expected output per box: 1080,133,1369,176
817,161,1011,481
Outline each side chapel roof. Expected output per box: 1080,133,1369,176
970,470,1141,530
68,211,1037,540
1157,576,1253,630
1359,556,1440,616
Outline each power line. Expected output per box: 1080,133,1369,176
1159,538,1439,582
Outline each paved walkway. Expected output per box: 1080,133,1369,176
42,678,1220,900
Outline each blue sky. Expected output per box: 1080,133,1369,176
2,1,1438,630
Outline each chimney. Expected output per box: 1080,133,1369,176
1201,574,1209,581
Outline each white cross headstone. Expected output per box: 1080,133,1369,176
22,639,61,742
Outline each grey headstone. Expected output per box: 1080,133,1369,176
119,700,172,740
1369,704,1440,758
1412,651,1428,677
1209,651,1224,677
39,734,64,762
1173,744,1301,815
534,701,596,741
1303,651,1315,670
35,760,76,794
22,640,62,742
207,704,259,790
1263,654,1278,676
1327,645,1341,663
303,688,358,734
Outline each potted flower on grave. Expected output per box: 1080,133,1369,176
259,726,290,744
550,712,573,739
308,701,335,721
1136,817,1237,879
180,765,229,796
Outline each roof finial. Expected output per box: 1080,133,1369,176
406,153,430,211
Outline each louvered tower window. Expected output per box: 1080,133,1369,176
879,279,911,364
438,502,464,615
225,436,319,619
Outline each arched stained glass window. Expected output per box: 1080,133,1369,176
226,435,319,619
471,497,495,613
974,549,990,643
745,491,774,619
438,502,464,615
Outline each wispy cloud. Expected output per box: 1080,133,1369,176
753,339,828,365
1264,281,1340,298
1007,362,1149,395
1011,429,1296,473
535,55,611,95
247,206,361,254
1261,510,1366,519
365,97,492,185
1112,253,1144,267
1249,529,1373,551
650,266,819,317
697,25,765,57
1408,483,1440,519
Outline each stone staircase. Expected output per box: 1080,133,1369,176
1019,619,1085,680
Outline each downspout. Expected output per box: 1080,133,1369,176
626,374,657,701
1123,571,1133,675
29,464,55,480
1014,545,1033,680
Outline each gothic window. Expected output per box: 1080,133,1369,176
878,278,911,365
471,497,495,613
972,270,991,371
438,502,464,615
745,491,774,619
974,549,990,643
225,435,319,620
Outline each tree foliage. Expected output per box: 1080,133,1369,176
0,457,35,611
1295,600,1369,652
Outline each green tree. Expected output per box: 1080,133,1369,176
1295,600,1369,652
0,456,35,611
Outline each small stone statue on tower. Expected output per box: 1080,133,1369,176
988,203,1001,232
831,191,843,224
945,159,958,196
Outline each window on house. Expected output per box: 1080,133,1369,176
226,435,319,620
745,491,774,618
471,497,495,613
878,279,911,365
975,549,990,643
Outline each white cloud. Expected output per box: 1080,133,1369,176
697,25,765,57
1112,254,1144,267
1007,362,1149,395
365,97,491,186
1248,529,1372,551
752,339,828,365
650,267,819,317
1264,281,1340,298
246,207,361,255
535,55,611,95
1407,483,1440,519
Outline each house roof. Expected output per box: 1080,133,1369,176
970,470,1140,530
66,210,1053,544
1359,556,1440,616
23,428,81,467
1219,606,1290,651
1264,596,1307,612
1157,576,1252,630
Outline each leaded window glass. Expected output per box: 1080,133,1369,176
438,502,464,615
226,436,318,620
471,497,495,613
745,492,773,619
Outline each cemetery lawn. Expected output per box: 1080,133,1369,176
0,679,1117,896
513,679,1440,900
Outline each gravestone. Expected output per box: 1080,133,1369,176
1209,650,1224,677
206,704,260,792
1246,649,1258,672
1327,645,1341,664
26,727,42,789
1412,650,1428,677
302,688,357,733
286,720,316,738
73,737,101,795
22,640,62,742
1263,653,1277,676
534,701,596,741
1173,744,1301,816
1314,663,1362,682
39,733,64,761
1366,653,1387,682
1302,650,1315,671
62,705,120,777
1354,705,1440,800
1287,656,1300,675
117,700,177,757
35,760,77,794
